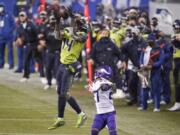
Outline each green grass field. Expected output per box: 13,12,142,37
0,69,180,135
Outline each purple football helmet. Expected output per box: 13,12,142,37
95,66,113,80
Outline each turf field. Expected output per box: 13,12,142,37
0,69,180,135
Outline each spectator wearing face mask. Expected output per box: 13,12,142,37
90,29,126,99
121,27,141,105
147,33,164,112
110,18,125,48
151,17,159,34
15,11,38,82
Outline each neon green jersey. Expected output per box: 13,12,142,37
173,48,180,58
110,27,125,48
142,34,148,39
172,34,180,58
60,29,87,64
92,30,101,42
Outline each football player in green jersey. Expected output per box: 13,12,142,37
48,13,88,130
110,18,125,48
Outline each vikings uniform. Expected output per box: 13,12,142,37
91,79,115,114
90,77,117,135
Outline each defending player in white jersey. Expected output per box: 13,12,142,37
89,65,118,135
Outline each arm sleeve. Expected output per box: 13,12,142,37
15,26,21,39
164,43,173,59
8,14,16,32
120,42,131,62
112,42,123,61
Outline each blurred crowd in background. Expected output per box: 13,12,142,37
0,0,180,112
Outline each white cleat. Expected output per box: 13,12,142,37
44,85,51,90
20,78,28,82
4,63,9,69
111,89,126,99
153,108,160,112
41,77,47,84
168,102,180,111
51,78,56,85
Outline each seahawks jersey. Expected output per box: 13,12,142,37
172,34,180,58
92,30,101,42
60,27,87,64
110,27,125,48
91,79,115,114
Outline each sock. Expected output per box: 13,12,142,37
58,95,66,118
175,85,180,102
67,96,81,114
57,117,63,120
109,130,117,135
78,112,85,116
91,130,99,135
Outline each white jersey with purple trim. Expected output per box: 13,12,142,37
90,78,115,114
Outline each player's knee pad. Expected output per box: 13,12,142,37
91,128,99,135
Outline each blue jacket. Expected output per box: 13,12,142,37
157,38,173,69
121,38,140,68
0,2,15,42
149,45,164,71
90,37,123,68
16,21,38,47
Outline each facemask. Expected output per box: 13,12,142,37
151,21,158,27
126,30,132,38
129,23,135,27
